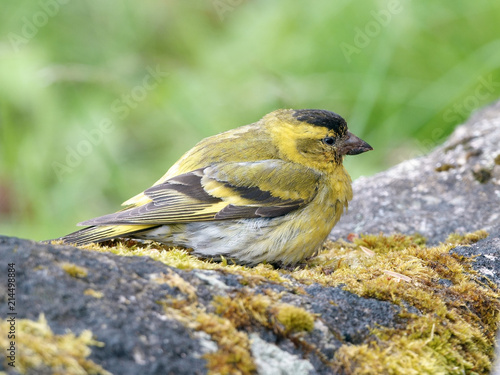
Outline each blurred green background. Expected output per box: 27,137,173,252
1,1,500,241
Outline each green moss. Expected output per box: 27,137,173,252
494,154,500,165
0,315,109,375
158,288,256,374
75,240,288,284
472,167,492,183
333,315,492,374
60,262,88,278
196,312,256,375
213,289,320,368
354,233,427,253
445,229,489,245
213,293,272,329
161,289,317,374
83,289,104,299
214,291,315,334
293,230,499,374
274,305,314,333
152,269,197,302
435,163,456,172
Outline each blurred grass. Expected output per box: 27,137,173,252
1,1,500,240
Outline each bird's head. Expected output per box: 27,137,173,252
264,109,373,171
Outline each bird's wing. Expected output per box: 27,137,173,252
78,160,321,226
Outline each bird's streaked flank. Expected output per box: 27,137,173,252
58,109,372,265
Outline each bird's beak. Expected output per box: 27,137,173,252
338,132,373,156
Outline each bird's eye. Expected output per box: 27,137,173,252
323,137,336,146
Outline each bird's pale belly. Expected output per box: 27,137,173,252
134,196,346,265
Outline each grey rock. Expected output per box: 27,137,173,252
450,228,500,374
250,333,315,375
0,237,207,375
451,227,500,287
330,100,500,244
495,348,500,375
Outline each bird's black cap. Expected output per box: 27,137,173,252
293,109,347,135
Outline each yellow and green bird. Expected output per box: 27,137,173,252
59,109,372,265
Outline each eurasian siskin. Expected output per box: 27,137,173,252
59,109,372,265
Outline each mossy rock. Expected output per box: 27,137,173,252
1,230,498,375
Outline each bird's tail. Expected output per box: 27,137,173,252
55,224,155,246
